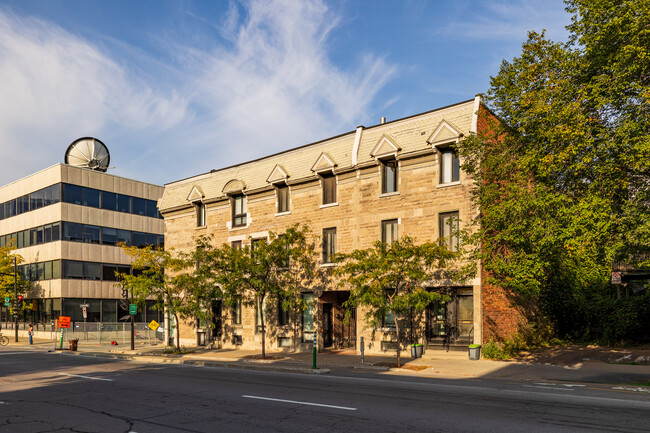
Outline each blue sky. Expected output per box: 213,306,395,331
0,0,571,187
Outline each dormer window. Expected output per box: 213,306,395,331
196,202,206,227
440,147,460,184
276,184,289,213
321,172,336,205
232,195,247,227
381,159,398,193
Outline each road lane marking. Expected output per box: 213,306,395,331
0,352,30,355
242,395,357,411
525,385,574,391
58,373,113,381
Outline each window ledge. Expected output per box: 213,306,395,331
320,202,338,209
437,181,461,189
379,191,400,198
230,225,249,231
275,211,291,217
194,226,207,230
319,263,337,268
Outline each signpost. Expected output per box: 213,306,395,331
611,271,622,285
57,316,71,350
129,302,136,351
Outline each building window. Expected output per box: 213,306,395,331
196,202,206,227
231,240,242,249
302,293,314,342
381,159,398,193
276,184,289,213
439,211,460,251
321,172,336,205
232,195,247,227
232,298,242,325
381,219,398,245
278,298,290,326
440,147,460,184
322,228,336,264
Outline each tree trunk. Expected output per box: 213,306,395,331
394,311,401,368
259,295,266,359
174,312,181,350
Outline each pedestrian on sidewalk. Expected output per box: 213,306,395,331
28,323,33,344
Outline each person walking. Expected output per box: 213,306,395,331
28,323,33,345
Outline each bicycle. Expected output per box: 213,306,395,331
0,333,9,346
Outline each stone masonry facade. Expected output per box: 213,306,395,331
159,97,518,353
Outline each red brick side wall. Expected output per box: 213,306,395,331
476,104,525,342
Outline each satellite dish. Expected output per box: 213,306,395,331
64,137,110,172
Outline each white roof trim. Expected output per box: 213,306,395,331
222,179,246,195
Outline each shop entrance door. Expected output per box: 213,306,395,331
426,288,474,347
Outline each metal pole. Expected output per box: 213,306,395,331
130,290,135,351
312,329,317,369
14,256,18,343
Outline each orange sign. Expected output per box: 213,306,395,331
58,316,71,328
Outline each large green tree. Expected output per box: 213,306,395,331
333,236,468,367
203,224,319,359
119,245,202,349
458,0,649,340
0,246,30,311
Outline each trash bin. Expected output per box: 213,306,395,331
468,344,481,360
411,343,423,358
69,339,79,351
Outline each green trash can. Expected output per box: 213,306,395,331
468,344,481,360
411,343,423,358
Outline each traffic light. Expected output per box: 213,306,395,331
14,295,23,310
122,289,129,299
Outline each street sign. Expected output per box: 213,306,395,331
3,297,9,307
611,271,622,285
129,304,137,315
148,320,160,331
58,316,71,328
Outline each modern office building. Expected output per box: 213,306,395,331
159,97,520,353
0,138,165,325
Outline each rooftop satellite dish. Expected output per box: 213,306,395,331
64,137,110,172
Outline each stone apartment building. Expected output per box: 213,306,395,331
159,96,513,353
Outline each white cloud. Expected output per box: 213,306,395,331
0,0,396,186
438,0,570,42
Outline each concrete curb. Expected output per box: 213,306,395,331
60,351,331,375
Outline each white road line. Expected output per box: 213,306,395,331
0,352,30,355
525,385,574,391
242,395,357,411
58,373,113,382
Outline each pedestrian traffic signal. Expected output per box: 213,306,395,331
122,289,129,299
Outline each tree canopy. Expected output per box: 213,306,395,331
334,236,468,367
458,0,650,341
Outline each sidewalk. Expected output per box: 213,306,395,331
7,338,650,387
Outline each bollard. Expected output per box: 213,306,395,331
360,336,364,364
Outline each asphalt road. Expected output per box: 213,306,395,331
1,347,650,433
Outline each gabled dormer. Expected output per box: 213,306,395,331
426,119,463,146
370,134,401,160
266,164,289,184
310,152,337,174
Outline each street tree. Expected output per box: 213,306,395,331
0,245,30,307
118,245,199,350
333,236,468,367
204,224,319,359
458,0,650,340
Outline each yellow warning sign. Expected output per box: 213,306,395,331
148,320,160,331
